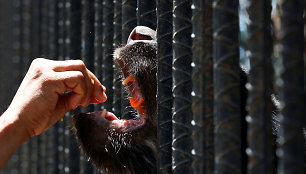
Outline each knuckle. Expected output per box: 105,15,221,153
30,58,48,73
74,60,86,70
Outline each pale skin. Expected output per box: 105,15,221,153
0,58,107,170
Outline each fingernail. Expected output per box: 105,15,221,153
102,93,107,102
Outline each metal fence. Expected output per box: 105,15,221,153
0,0,305,173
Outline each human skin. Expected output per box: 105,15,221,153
0,58,107,170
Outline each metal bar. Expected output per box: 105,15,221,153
137,0,156,29
172,0,193,173
121,0,137,119
212,0,241,173
102,0,114,111
245,0,274,173
39,1,49,173
203,1,214,173
29,1,41,173
191,0,206,173
94,0,103,111
0,0,23,172
66,1,82,174
81,0,95,172
276,0,305,173
46,1,59,173
113,0,122,117
18,0,33,173
156,0,173,173
57,0,66,173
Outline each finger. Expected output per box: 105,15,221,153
53,60,94,102
51,59,106,104
53,94,82,121
86,69,107,103
51,59,87,72
53,71,90,107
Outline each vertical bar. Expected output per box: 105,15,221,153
67,1,82,174
47,1,59,173
69,0,82,59
12,0,22,173
82,0,95,80
0,0,23,172
137,0,156,29
276,0,305,173
94,0,103,111
172,0,193,173
19,0,32,173
156,0,173,173
30,1,41,173
113,0,122,117
204,1,214,173
245,0,274,174
102,0,114,111
81,0,95,172
121,0,137,119
212,0,241,173
191,0,210,173
57,0,66,173
39,1,49,173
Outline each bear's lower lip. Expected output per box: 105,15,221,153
87,110,146,133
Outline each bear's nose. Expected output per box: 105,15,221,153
127,26,156,44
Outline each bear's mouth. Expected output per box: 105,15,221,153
89,65,146,133
81,26,156,133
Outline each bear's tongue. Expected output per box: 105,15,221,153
97,105,146,133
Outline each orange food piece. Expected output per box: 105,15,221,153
129,97,145,115
122,75,136,85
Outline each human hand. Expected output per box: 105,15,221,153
3,58,107,138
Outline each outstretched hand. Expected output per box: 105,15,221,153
3,58,107,137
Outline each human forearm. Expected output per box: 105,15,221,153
0,110,30,170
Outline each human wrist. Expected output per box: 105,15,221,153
1,109,32,143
